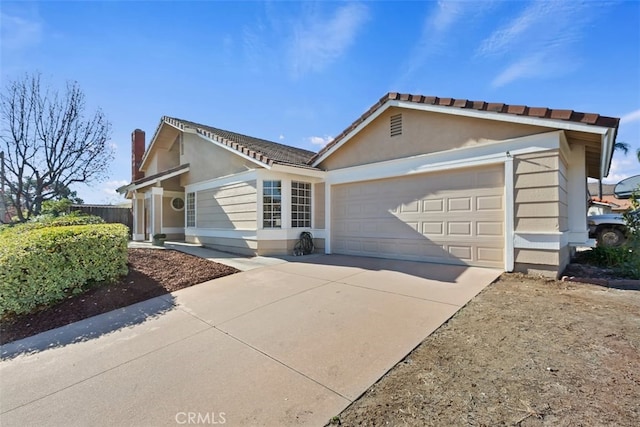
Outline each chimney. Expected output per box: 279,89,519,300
131,129,145,181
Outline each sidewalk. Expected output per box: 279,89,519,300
129,240,301,271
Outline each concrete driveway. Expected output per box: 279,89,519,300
0,255,501,426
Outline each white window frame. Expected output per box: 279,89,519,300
262,180,282,228
291,181,312,228
186,192,196,228
170,196,185,212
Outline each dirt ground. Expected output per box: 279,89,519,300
332,273,640,426
3,249,639,425
0,248,238,344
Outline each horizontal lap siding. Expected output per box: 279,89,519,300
196,181,257,229
513,150,565,274
514,150,563,232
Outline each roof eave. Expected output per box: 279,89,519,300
139,117,184,171
311,93,620,168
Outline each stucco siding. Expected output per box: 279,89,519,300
180,133,257,185
258,238,325,256
196,181,257,229
143,137,180,176
314,182,325,229
145,156,158,176
188,235,257,256
319,107,551,170
162,196,184,228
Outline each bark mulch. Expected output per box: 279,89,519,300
0,248,239,345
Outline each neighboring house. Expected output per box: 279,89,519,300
117,93,620,277
587,183,633,213
587,199,618,216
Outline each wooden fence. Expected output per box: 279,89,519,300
71,204,133,235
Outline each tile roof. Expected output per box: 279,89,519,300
311,92,621,165
164,117,317,168
116,163,190,193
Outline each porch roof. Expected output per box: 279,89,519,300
117,163,190,195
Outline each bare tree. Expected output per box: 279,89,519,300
0,73,113,221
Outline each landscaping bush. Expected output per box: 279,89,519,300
0,213,105,237
582,192,640,279
0,223,128,318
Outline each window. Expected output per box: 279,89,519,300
186,192,196,227
171,197,185,211
291,181,311,228
263,180,282,228
390,113,402,137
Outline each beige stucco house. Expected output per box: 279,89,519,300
117,93,620,277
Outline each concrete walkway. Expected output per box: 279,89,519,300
0,255,501,426
129,240,293,271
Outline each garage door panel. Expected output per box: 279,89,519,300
422,222,444,235
477,195,503,211
448,222,472,235
478,247,503,262
423,199,444,212
477,222,503,236
448,197,472,212
331,165,505,268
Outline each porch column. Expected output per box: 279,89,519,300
567,144,588,244
150,186,164,238
132,192,145,241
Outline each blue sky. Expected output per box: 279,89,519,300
2,0,639,204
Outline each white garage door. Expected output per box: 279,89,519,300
331,165,505,268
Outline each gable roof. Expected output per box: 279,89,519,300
310,92,620,168
163,117,316,168
117,163,190,194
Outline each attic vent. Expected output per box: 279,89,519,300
390,113,402,137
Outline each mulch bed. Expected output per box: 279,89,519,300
0,248,239,345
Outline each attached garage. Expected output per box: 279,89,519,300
331,165,505,268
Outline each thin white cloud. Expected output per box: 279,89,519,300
428,0,464,34
279,134,285,140
478,2,589,58
479,1,602,88
621,109,640,124
396,1,493,86
289,3,369,77
603,155,640,184
0,12,42,50
306,135,334,146
490,51,578,88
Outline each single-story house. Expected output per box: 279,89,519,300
587,183,633,214
117,93,620,277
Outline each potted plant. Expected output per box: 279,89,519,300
152,233,167,246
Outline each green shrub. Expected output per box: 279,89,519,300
0,213,105,237
0,223,128,318
41,198,73,217
582,245,634,268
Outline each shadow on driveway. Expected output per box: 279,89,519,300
1,295,176,360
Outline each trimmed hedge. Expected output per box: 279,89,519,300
0,214,105,237
0,223,128,318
